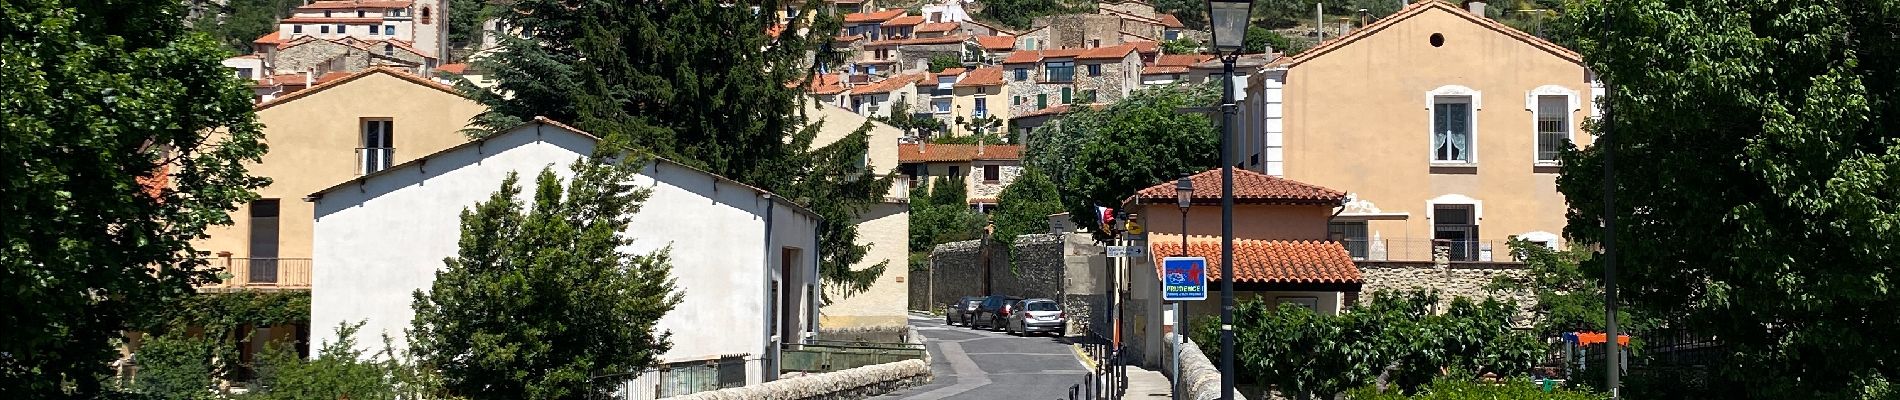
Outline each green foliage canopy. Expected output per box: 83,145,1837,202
909,177,986,253
992,169,1066,260
1555,0,1900,396
2,0,270,395
1024,84,1219,238
409,163,681,400
462,0,894,299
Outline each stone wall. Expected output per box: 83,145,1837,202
669,359,931,400
992,233,1066,300
1075,54,1138,104
913,232,1109,335
1032,14,1124,49
1358,260,1535,324
896,43,964,73
968,163,1022,200
1163,334,1250,400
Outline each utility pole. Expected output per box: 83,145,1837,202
1600,5,1620,399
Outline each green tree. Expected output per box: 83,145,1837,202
1025,84,1219,238
1488,240,1654,340
909,177,985,253
128,335,218,400
928,54,962,73
188,0,301,53
1244,26,1291,54
976,0,1086,29
245,322,439,400
1160,38,1201,55
992,169,1065,260
462,0,894,299
1154,0,1207,29
1,1,270,396
1556,0,1900,396
409,162,681,400
446,0,503,51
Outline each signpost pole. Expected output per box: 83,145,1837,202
1172,301,1182,400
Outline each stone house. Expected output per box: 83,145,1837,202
967,35,1017,64
846,73,925,118
1242,0,1596,262
1000,44,1141,117
897,143,1024,211
892,35,971,72
272,36,432,77
269,0,447,61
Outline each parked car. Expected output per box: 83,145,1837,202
946,296,983,326
1005,298,1066,336
971,294,1023,330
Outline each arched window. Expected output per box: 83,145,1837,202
420,6,432,24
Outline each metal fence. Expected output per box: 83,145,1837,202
607,355,750,400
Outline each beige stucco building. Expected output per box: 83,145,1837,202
1244,0,1596,262
195,67,484,290
804,100,914,329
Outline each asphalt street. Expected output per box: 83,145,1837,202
878,315,1091,400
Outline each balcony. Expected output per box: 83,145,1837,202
198,257,312,292
1340,238,1527,263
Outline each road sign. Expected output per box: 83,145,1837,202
1106,245,1148,258
1161,257,1207,301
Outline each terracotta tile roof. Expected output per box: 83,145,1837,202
1002,48,1086,64
256,73,310,87
296,0,412,9
865,34,968,47
254,30,282,45
1157,13,1186,28
897,143,1025,162
1128,168,1346,205
953,66,1006,87
1142,66,1189,75
794,73,848,95
1078,44,1137,60
1191,53,1280,69
885,15,925,26
1289,0,1581,68
938,67,967,76
766,24,787,38
848,73,924,95
1128,40,1158,54
314,71,353,84
280,17,386,24
975,35,1016,50
1156,54,1214,66
137,164,170,200
1150,235,1363,284
435,63,469,74
255,67,465,110
844,9,906,23
915,22,959,33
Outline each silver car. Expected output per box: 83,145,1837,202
1004,298,1065,336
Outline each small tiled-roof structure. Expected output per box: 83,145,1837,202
897,143,1024,163
1127,168,1345,206
975,35,1017,50
938,67,967,76
1288,0,1581,68
1150,235,1363,284
885,15,925,26
255,67,463,110
435,63,470,75
915,22,959,33
953,66,1006,87
254,31,283,45
1144,54,1214,75
844,9,907,23
1156,13,1186,28
1077,44,1137,60
1001,48,1086,64
848,73,924,95
1127,40,1159,54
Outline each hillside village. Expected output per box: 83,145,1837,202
9,0,1898,399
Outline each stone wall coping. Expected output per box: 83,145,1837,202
668,359,931,400
1356,261,1527,270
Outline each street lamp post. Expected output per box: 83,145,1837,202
1172,175,1193,400
1203,1,1254,399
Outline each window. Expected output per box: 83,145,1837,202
383,43,394,56
1329,222,1369,259
324,10,333,17
385,25,395,35
320,25,330,34
357,10,365,17
389,7,404,17
247,199,280,284
1432,96,1473,163
1083,89,1097,102
1535,95,1568,163
1045,61,1075,82
361,119,394,174
974,97,988,116
1165,30,1180,40
948,165,961,177
1037,93,1047,109
983,165,1000,182
336,24,346,33
1014,68,1028,81
1061,87,1071,104
1088,64,1102,77
931,98,951,113
293,25,303,33
1433,204,1480,261
1014,96,1023,105
420,6,431,24
1275,297,1318,311
236,68,254,79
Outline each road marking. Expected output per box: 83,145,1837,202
895,339,990,400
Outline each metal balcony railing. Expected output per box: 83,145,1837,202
200,257,312,290
357,147,394,175
1340,239,1526,263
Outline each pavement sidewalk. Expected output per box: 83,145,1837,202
1070,343,1174,398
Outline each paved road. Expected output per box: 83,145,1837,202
879,315,1091,400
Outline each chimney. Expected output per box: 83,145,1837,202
1464,0,1487,17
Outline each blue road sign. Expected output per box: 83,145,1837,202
1161,257,1207,301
